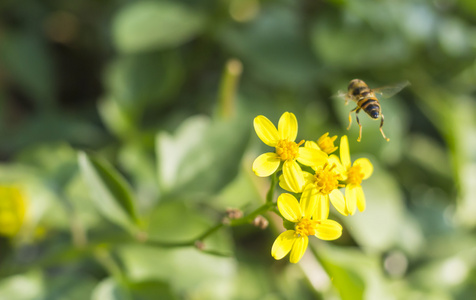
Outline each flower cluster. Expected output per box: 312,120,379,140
252,112,373,263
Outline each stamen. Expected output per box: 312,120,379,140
313,164,343,195
294,217,318,237
275,140,301,161
347,165,364,185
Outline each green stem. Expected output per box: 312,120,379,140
217,58,243,119
266,172,278,203
146,202,276,248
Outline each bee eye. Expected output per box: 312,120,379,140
371,111,379,119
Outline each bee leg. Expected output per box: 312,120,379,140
355,109,363,142
379,114,390,142
347,106,359,130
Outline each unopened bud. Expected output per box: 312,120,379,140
226,208,243,219
252,215,269,229
195,240,205,250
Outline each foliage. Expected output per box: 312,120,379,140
1,0,476,299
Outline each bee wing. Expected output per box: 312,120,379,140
372,80,410,99
332,90,353,105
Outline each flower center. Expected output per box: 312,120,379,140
275,140,303,161
346,165,364,185
294,217,318,237
313,163,343,195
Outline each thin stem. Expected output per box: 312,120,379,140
146,201,276,249
217,58,243,119
266,171,278,203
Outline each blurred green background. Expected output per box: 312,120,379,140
1,0,476,299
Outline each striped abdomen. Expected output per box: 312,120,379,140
357,92,380,119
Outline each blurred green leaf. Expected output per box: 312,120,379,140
41,273,98,300
118,143,159,208
78,152,140,232
0,270,43,300
341,161,406,252
146,201,211,243
156,115,250,200
93,277,178,300
0,113,107,154
146,200,233,255
128,280,177,300
98,97,136,140
311,16,409,70
0,32,55,109
0,269,98,300
118,244,236,296
16,143,78,190
314,244,365,300
315,243,392,300
112,1,206,53
104,52,184,119
219,5,318,88
91,278,130,300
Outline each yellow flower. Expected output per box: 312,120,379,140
253,112,327,192
280,142,347,218
337,135,373,215
316,132,338,154
0,185,27,237
271,190,342,263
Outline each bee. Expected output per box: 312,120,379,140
337,79,410,142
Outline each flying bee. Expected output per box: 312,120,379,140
336,79,410,142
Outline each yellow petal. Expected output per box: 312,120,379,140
345,184,358,215
278,112,298,141
304,140,319,150
289,236,308,263
354,158,373,179
355,185,366,212
277,193,302,222
297,147,328,168
282,160,305,193
328,154,346,178
315,219,343,241
303,171,315,185
300,184,318,219
278,174,293,192
329,189,348,216
313,194,329,220
271,230,296,260
252,153,281,177
340,135,351,170
254,115,279,147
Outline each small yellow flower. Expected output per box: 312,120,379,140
337,135,373,215
279,150,347,218
0,185,27,237
271,190,342,263
253,112,327,192
316,132,338,154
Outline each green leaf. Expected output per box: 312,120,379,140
156,115,250,200
219,6,318,88
78,152,140,232
103,52,184,117
117,244,236,295
314,243,393,300
112,1,205,53
341,161,407,252
91,278,130,300
0,270,44,300
0,32,55,109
